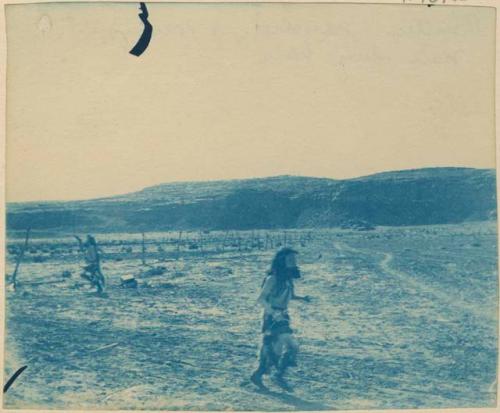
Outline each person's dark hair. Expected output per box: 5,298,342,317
86,235,97,246
263,247,298,294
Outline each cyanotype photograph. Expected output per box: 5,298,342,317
2,2,498,410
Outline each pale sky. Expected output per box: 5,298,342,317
5,3,496,202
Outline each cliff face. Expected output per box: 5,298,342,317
7,167,497,232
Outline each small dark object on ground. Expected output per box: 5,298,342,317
62,270,72,278
120,274,138,288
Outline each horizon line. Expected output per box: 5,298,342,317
8,165,495,205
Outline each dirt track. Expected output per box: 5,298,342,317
4,224,498,410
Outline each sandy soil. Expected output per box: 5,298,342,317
3,223,498,410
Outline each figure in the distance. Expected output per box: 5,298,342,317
75,235,106,293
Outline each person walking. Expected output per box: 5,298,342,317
250,247,310,392
75,235,106,293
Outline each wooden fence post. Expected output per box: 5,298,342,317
141,232,146,265
11,228,31,290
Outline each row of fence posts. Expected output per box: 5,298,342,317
139,229,311,258
7,228,315,290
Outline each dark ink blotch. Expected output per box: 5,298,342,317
3,365,28,393
130,3,153,57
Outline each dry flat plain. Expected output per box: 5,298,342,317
4,222,498,410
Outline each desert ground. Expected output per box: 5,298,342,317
3,222,498,410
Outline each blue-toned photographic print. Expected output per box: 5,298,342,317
3,2,498,411
4,171,498,410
